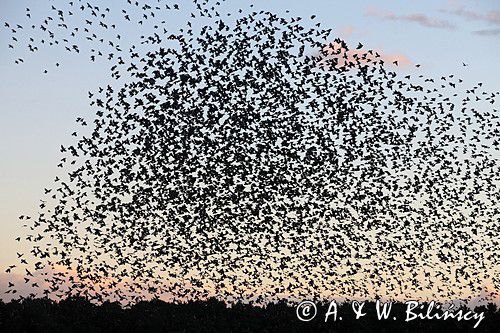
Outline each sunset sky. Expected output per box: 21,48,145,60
0,0,499,301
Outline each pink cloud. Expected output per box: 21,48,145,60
443,8,500,25
339,25,355,38
366,7,455,30
320,41,412,69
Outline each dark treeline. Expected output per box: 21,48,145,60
0,297,498,332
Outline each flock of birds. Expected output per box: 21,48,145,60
3,0,499,306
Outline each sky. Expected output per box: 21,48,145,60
0,0,499,301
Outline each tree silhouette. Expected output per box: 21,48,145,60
0,298,499,332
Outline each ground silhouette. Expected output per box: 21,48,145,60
0,297,498,332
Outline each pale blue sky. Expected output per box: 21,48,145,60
0,0,499,272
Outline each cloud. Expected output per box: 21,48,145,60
365,7,455,30
379,52,412,67
339,26,355,38
443,8,500,25
440,7,500,36
320,41,412,69
473,27,500,36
